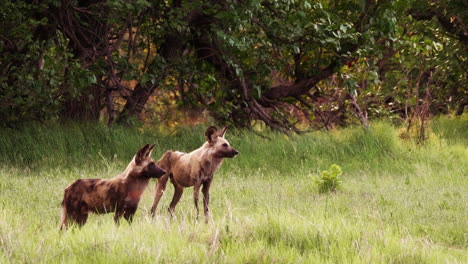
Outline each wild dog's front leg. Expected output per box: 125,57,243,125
114,210,124,225
202,180,212,223
123,201,138,224
151,174,169,217
123,208,137,223
193,181,202,220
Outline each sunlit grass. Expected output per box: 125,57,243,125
0,117,467,263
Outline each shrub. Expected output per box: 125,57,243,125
315,164,343,193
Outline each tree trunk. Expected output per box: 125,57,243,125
456,101,467,115
116,83,159,125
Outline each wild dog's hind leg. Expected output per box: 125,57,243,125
151,174,169,217
168,184,184,217
202,180,212,223
71,201,89,228
76,213,88,227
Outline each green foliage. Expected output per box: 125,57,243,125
0,1,97,126
315,164,343,193
0,0,466,129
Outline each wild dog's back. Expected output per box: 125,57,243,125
156,150,185,173
61,179,121,217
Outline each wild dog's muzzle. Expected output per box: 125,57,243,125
155,168,167,178
225,149,239,158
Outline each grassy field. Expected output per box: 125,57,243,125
0,117,467,263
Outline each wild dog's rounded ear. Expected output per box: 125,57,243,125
218,125,228,138
205,126,218,144
146,144,156,158
135,144,150,164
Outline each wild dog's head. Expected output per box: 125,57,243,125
130,144,166,178
205,126,239,158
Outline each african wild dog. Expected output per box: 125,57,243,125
60,144,166,230
150,126,238,222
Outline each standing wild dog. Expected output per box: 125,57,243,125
150,126,238,222
60,144,166,230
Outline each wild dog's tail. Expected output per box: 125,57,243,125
59,201,67,230
157,150,173,172
59,191,69,231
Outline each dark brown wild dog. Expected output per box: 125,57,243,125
151,126,238,222
60,144,166,230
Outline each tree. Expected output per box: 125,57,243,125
1,0,466,130
118,0,402,132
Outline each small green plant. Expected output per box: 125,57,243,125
315,164,343,193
